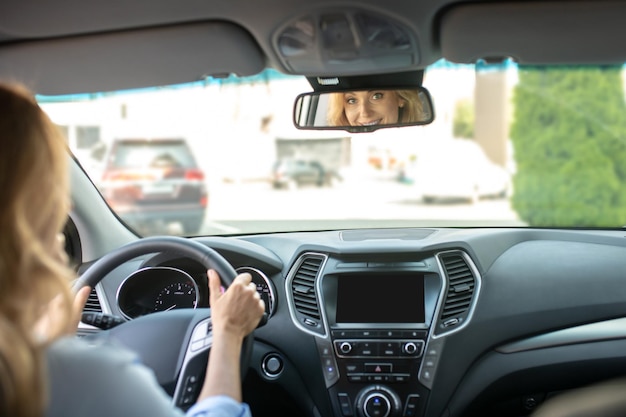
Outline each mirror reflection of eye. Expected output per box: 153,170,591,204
346,97,357,105
371,92,384,101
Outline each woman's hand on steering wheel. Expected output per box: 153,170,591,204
208,269,265,341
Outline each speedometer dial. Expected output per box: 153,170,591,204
155,281,198,312
236,266,275,317
118,266,201,319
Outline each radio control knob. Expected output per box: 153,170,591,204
340,342,353,354
355,385,401,417
403,342,417,355
364,393,391,417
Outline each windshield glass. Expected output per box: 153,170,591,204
38,60,626,236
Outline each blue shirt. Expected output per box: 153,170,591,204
187,396,251,417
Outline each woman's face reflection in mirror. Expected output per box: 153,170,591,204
326,89,425,127
342,90,404,126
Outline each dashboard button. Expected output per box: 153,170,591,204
365,363,392,373
265,356,282,374
262,353,284,377
338,393,353,416
356,342,377,356
364,393,391,417
340,342,353,354
403,394,420,417
380,342,400,356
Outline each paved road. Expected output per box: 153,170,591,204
199,174,523,235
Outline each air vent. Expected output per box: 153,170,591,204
437,252,477,334
291,256,323,320
83,287,102,313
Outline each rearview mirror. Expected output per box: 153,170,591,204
293,87,434,133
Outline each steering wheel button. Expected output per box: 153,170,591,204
191,322,209,342
190,340,205,352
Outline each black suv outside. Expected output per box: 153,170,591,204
97,138,208,235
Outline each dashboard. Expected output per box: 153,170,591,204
79,227,626,417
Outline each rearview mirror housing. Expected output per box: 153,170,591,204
293,87,435,133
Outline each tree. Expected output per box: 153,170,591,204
510,66,626,226
453,98,474,139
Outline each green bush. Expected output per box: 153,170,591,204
510,66,626,226
453,98,474,139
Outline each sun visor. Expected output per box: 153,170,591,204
440,1,626,65
0,22,265,95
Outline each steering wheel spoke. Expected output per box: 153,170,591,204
173,316,214,409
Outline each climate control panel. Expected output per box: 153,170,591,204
318,329,431,417
334,339,424,357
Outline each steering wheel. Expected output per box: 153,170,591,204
73,235,253,410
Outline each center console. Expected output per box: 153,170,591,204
286,250,481,417
315,269,442,417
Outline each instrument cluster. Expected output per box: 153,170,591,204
117,265,275,319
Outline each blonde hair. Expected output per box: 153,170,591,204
396,89,425,123
327,89,425,126
0,82,75,417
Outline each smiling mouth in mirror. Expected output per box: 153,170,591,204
293,87,435,133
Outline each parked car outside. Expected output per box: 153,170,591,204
271,158,340,189
97,137,208,234
407,138,511,204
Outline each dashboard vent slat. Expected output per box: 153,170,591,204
291,256,323,321
83,287,102,313
437,252,477,333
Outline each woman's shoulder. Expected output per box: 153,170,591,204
45,336,183,417
45,336,151,395
47,335,138,367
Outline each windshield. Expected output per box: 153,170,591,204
38,60,626,236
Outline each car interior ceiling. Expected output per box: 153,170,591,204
0,1,625,94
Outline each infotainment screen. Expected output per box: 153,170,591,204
335,274,425,323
